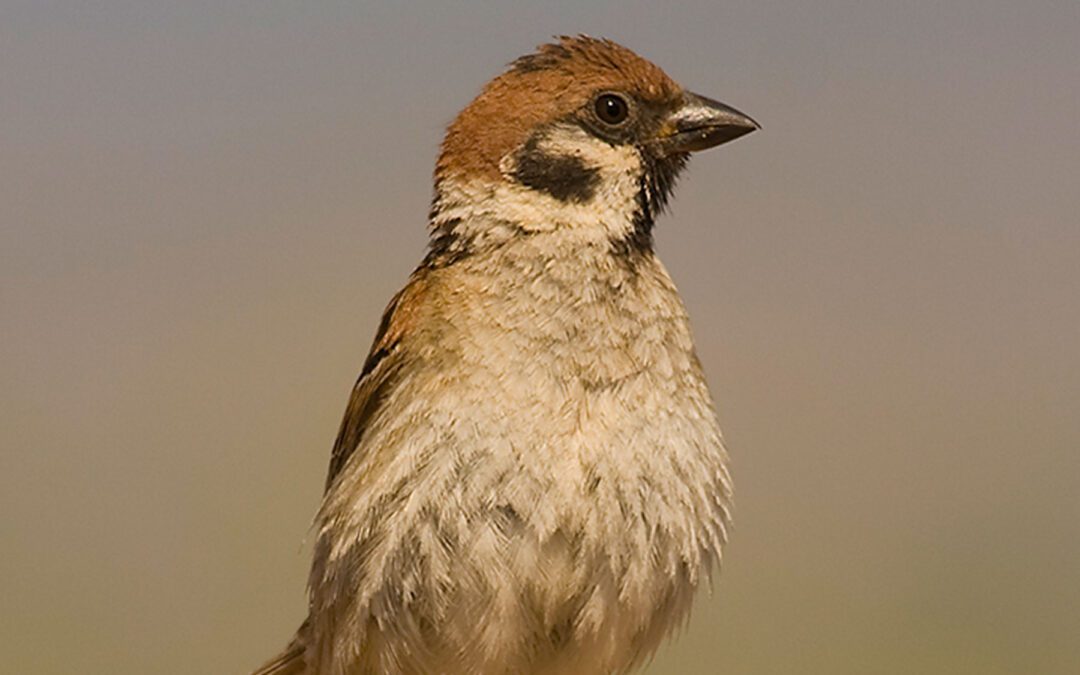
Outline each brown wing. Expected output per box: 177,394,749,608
251,640,305,675
250,618,310,675
323,276,428,491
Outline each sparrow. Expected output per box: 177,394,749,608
253,35,758,675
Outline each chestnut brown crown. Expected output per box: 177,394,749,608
436,36,685,184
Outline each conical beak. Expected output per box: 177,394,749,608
651,92,759,156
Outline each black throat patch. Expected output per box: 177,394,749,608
509,135,600,203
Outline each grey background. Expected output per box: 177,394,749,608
3,1,1078,673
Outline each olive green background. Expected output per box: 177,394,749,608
3,2,1078,673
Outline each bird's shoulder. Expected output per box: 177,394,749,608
323,270,435,490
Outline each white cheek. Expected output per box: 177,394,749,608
536,126,642,179
436,127,645,244
535,126,644,218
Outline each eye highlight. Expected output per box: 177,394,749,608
594,93,629,125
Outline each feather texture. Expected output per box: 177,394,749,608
250,35,755,675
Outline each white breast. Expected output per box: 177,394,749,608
311,235,731,675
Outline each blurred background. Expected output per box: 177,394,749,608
2,2,1078,674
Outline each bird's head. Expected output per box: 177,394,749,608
430,35,758,257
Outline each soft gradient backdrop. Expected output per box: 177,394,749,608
3,2,1078,674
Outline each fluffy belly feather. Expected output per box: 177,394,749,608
308,249,730,675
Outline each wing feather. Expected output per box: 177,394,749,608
251,628,306,675
323,275,430,491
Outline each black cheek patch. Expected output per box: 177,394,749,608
510,142,600,203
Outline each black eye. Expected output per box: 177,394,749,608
594,94,629,125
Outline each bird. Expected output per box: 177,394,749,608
253,35,758,675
